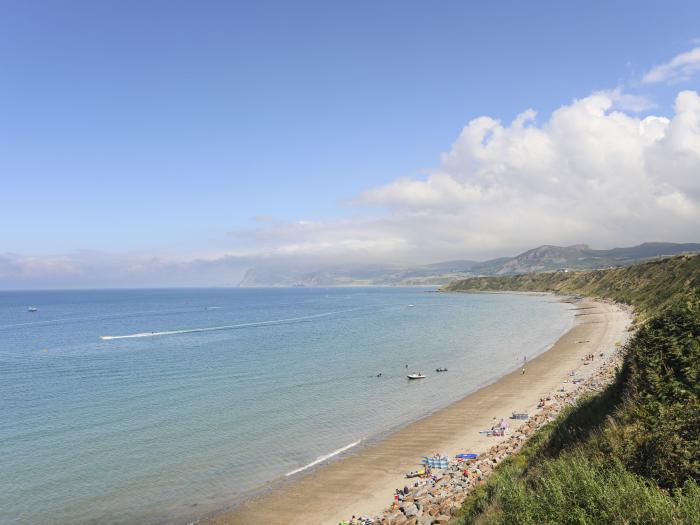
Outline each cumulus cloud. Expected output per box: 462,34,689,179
229,87,700,266
5,88,700,288
354,90,700,254
603,88,656,113
643,46,700,84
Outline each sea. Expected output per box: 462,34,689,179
0,287,574,524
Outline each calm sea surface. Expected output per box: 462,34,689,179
0,288,573,524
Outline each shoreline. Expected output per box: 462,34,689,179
206,297,632,525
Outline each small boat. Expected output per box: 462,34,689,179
28,306,37,312
436,367,448,372
407,373,426,380
407,304,415,307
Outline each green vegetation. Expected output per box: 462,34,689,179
448,255,700,524
442,253,700,320
239,242,700,287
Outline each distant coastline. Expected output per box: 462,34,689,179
237,242,700,287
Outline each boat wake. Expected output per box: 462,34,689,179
285,439,362,477
100,308,362,340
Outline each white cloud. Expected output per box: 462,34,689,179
4,88,700,288
221,87,699,267
351,90,700,255
642,46,700,84
601,88,655,113
0,251,255,289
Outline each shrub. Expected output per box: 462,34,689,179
452,293,700,524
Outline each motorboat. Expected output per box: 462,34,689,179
407,373,426,379
436,367,448,372
28,306,37,312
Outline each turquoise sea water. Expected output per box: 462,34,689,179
0,288,573,524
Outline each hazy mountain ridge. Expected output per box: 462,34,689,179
237,242,700,287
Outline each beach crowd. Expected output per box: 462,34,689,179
341,341,625,525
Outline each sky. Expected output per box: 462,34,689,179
2,1,700,288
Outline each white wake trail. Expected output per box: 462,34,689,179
100,308,361,340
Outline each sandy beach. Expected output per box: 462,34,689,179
207,298,632,525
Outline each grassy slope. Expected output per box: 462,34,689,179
442,254,700,320
447,255,700,524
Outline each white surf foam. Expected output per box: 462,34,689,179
100,308,362,340
285,439,362,477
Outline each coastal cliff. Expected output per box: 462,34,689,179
446,254,700,524
442,253,700,319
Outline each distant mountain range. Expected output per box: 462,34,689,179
237,242,700,287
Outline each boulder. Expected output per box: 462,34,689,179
384,511,406,525
402,502,419,518
416,497,432,508
414,487,428,498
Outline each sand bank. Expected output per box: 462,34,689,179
207,299,631,525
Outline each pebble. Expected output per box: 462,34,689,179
343,333,628,525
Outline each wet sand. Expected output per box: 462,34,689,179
207,299,631,525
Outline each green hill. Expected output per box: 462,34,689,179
446,255,700,524
442,253,700,320
237,242,700,287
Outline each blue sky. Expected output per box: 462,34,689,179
2,1,700,287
